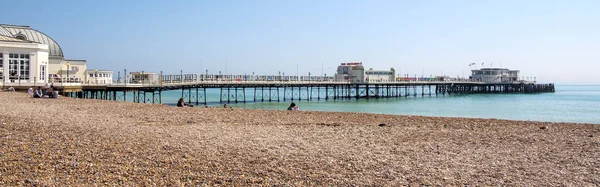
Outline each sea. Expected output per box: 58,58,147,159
150,84,600,124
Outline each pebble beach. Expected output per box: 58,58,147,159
1,92,599,186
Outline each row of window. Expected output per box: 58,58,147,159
89,73,111,78
473,71,519,76
366,72,393,75
8,53,29,59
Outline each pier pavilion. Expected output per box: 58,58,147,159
0,24,113,87
470,68,520,83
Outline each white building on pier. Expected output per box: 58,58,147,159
334,62,365,83
365,67,396,82
470,68,520,83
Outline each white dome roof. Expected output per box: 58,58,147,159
0,24,64,58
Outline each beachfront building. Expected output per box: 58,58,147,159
85,69,113,84
0,24,112,85
334,62,365,83
365,68,396,82
470,68,520,83
0,34,49,85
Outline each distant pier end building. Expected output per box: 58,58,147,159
365,67,396,82
470,68,520,83
334,62,365,83
0,24,112,85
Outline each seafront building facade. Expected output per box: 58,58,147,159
0,24,113,86
0,35,49,84
470,68,520,83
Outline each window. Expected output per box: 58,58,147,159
40,65,46,80
0,53,3,79
8,54,30,80
20,60,30,80
9,60,18,80
15,34,27,40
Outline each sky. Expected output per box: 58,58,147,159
1,0,599,83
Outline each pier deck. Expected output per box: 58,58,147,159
1,81,555,105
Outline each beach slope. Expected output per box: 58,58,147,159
0,92,598,186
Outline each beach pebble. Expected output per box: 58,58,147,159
0,91,598,186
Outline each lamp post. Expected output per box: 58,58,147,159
124,69,127,86
94,68,98,85
66,62,70,83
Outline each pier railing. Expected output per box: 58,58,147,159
2,79,542,89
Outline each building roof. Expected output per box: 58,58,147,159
476,68,511,71
64,60,87,65
86,69,113,72
0,35,38,43
0,24,64,58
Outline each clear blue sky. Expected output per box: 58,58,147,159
2,0,599,83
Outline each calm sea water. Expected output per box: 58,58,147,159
154,84,600,124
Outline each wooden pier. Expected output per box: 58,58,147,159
51,81,555,105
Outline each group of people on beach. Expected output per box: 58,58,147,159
28,84,58,98
177,97,300,111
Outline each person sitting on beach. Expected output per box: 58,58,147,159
287,102,299,111
34,87,43,98
223,104,227,108
46,87,56,98
177,98,188,107
27,87,34,97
